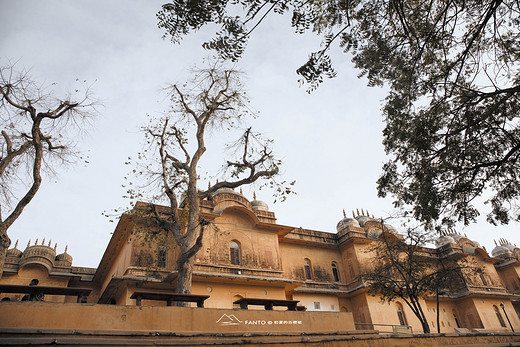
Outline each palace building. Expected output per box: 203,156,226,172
1,188,520,335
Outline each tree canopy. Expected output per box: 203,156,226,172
363,223,468,333
158,0,520,229
0,62,96,276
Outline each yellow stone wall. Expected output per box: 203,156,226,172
0,301,356,333
278,241,342,282
0,263,71,303
191,281,287,309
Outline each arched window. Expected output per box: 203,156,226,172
304,258,312,280
494,305,507,327
396,302,407,325
331,262,340,282
453,310,462,328
230,241,241,265
479,272,488,286
157,245,167,268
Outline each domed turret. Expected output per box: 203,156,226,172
492,239,517,258
356,215,372,227
449,233,462,242
435,235,456,248
353,208,378,227
211,187,245,197
367,229,383,240
251,192,269,211
55,245,73,265
385,224,398,234
504,244,516,251
20,238,57,270
336,210,360,233
6,240,22,258
492,245,512,258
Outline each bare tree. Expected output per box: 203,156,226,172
0,62,96,276
134,63,292,296
363,222,466,333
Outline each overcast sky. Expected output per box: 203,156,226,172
1,0,517,267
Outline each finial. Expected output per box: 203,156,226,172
48,240,51,247
208,181,211,189
366,210,370,216
372,214,375,218
216,179,219,184
356,208,360,216
494,240,497,246
35,238,38,245
14,240,18,249
42,238,45,245
27,240,31,248
352,210,355,218
253,192,257,200
64,245,68,254
343,209,346,218
54,243,57,251
240,188,243,195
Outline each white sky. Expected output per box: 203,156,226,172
1,0,517,267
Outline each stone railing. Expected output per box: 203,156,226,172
194,263,284,278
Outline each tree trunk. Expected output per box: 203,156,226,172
0,231,11,280
421,319,431,334
176,255,194,294
415,298,431,333
176,255,194,307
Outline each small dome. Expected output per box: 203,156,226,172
435,235,456,248
55,246,73,264
367,229,383,240
504,243,516,251
356,216,372,227
251,199,269,211
212,187,244,197
492,245,512,258
448,233,462,242
6,240,22,258
6,247,22,258
337,217,360,233
385,224,398,234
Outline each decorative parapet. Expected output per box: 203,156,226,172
19,244,57,270
211,191,253,210
194,263,284,278
2,239,82,277
337,228,369,244
464,285,508,294
252,209,276,223
282,228,338,245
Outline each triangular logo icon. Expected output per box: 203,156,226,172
216,314,242,326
